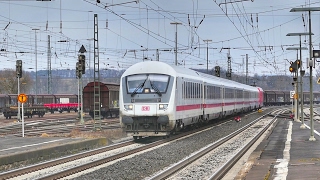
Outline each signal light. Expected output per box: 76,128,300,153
296,60,301,69
76,62,82,79
214,66,220,77
289,61,297,73
16,60,22,78
78,54,85,74
289,67,295,72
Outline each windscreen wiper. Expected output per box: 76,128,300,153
150,81,162,97
131,76,148,97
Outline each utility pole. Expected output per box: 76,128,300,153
93,14,101,130
226,49,232,80
47,35,52,94
203,39,212,74
32,28,39,103
170,22,182,66
246,54,248,84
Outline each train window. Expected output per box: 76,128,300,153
182,82,185,99
225,88,234,99
199,84,202,98
197,83,199,98
214,86,221,99
187,82,190,99
126,74,169,94
236,89,243,99
204,85,207,99
149,74,169,92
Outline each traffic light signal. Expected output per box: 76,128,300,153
16,60,22,78
214,66,220,77
289,61,297,73
78,54,85,74
289,60,301,73
296,60,301,69
76,62,82,79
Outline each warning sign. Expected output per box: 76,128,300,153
18,93,28,103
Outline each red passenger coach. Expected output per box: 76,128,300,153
83,82,120,118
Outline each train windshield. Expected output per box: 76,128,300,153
127,74,169,93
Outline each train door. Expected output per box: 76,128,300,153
221,86,225,116
175,77,181,120
202,82,206,119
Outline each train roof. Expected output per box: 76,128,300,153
122,61,261,91
85,81,120,87
84,81,120,92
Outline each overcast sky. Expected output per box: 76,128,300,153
0,0,319,76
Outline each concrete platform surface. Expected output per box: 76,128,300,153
244,118,320,180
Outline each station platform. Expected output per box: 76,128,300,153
243,117,320,179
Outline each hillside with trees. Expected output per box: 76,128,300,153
1,67,319,94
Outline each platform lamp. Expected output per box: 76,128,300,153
290,7,320,141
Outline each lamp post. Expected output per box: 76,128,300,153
290,7,320,141
170,22,182,66
32,28,39,104
203,39,212,74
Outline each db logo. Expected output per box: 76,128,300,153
142,106,150,111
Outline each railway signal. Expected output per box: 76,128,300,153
76,62,82,79
78,45,87,124
289,60,297,73
78,54,86,74
214,66,220,77
16,60,22,78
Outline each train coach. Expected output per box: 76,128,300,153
119,61,263,139
263,90,320,106
83,81,120,119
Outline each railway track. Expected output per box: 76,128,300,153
0,115,120,136
150,109,282,179
0,114,240,179
0,108,280,180
0,139,136,180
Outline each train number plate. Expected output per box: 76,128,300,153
141,106,150,111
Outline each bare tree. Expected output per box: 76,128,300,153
0,70,33,94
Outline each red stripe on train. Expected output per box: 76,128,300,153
176,101,259,111
176,104,201,111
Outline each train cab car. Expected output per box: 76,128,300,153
120,61,263,139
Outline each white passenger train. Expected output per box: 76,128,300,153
119,61,264,139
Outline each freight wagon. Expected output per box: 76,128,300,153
0,94,79,118
83,82,120,119
2,105,48,119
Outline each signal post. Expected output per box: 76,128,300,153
289,60,301,122
76,45,86,124
16,60,22,122
18,93,27,137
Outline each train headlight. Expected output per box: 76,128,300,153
159,104,168,110
124,104,133,111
